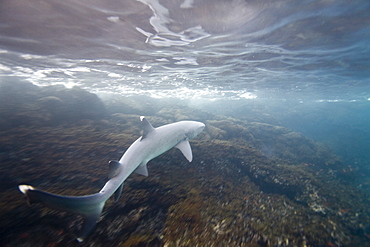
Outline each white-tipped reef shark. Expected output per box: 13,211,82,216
18,116,205,242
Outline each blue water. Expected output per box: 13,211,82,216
2,2,370,246
1,1,369,184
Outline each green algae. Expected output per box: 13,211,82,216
0,106,370,246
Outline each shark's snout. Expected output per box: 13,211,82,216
185,121,205,139
196,122,205,134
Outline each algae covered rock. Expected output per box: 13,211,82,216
0,88,369,247
206,119,341,166
0,80,107,129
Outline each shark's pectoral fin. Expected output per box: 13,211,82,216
134,162,148,176
76,204,104,242
114,183,124,202
175,139,193,162
108,160,121,179
140,116,155,141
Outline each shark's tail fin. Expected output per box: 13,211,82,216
18,185,106,242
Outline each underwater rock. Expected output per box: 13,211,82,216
99,94,160,115
0,80,107,129
100,94,214,122
1,93,369,246
206,119,341,166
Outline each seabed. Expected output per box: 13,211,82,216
1,82,369,246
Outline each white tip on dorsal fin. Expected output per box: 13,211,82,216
175,139,193,162
140,116,155,140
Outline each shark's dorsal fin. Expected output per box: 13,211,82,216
140,116,155,141
175,139,193,162
108,160,121,179
134,162,148,176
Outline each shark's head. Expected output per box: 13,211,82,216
182,121,205,140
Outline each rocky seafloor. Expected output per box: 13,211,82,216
1,81,370,247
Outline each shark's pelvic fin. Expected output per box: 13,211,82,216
140,116,155,140
108,160,121,179
114,183,124,202
175,139,193,162
134,162,148,176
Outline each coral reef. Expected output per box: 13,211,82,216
0,82,369,246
